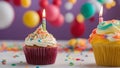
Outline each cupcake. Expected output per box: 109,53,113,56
23,25,57,65
89,20,120,66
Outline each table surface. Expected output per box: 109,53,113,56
0,40,119,68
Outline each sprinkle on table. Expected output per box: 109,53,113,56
81,59,84,61
69,62,74,66
1,59,6,65
64,59,68,61
85,54,88,57
13,55,19,58
36,66,40,68
25,65,29,68
11,64,16,66
19,61,24,64
76,58,80,61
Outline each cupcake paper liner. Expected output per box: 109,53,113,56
23,46,57,65
92,43,120,66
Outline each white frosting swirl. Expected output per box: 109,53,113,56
96,20,120,41
25,26,57,47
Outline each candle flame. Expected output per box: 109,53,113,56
42,9,46,18
99,6,103,17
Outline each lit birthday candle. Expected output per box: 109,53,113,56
99,6,103,23
42,9,46,31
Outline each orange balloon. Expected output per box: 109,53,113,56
76,14,85,23
105,3,112,9
68,0,77,4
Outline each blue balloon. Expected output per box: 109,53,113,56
97,0,106,4
80,2,96,19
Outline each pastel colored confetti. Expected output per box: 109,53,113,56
65,59,68,61
30,38,33,41
81,59,84,61
69,62,74,66
19,61,24,63
36,66,40,68
13,55,19,58
0,42,23,52
1,59,6,65
68,56,73,59
25,65,29,68
85,55,88,57
11,64,16,66
76,58,80,61
38,39,41,42
66,54,70,57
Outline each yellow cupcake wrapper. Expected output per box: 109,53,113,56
92,43,120,66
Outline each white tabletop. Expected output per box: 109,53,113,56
0,51,118,68
0,40,119,68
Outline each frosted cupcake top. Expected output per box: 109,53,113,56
90,20,120,41
25,25,57,47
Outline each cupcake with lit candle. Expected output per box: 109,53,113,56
23,9,57,65
89,7,120,66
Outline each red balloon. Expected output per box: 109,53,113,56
70,20,85,37
89,16,95,22
50,14,64,27
53,0,62,7
45,5,60,22
39,0,48,8
37,9,43,22
4,0,10,2
13,0,21,6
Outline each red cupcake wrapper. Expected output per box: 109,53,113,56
23,46,57,65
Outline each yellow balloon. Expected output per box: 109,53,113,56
23,11,40,28
68,0,77,4
76,14,85,23
105,3,112,9
111,1,116,7
21,0,31,8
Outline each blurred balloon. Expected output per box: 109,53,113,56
65,12,74,23
89,16,95,22
53,0,62,7
71,19,85,37
37,9,42,22
105,0,116,9
0,1,14,29
64,2,73,10
105,0,113,3
105,3,111,9
50,14,64,27
21,0,31,8
80,2,96,19
76,14,85,23
97,0,106,4
68,0,77,4
45,5,60,22
4,0,10,2
39,0,48,8
13,0,21,6
23,11,40,28
111,0,116,7
89,0,102,13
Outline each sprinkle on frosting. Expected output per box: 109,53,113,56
25,25,57,47
90,20,120,41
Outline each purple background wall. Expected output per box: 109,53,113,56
0,0,120,40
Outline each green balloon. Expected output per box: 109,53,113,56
97,0,106,4
80,2,96,19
